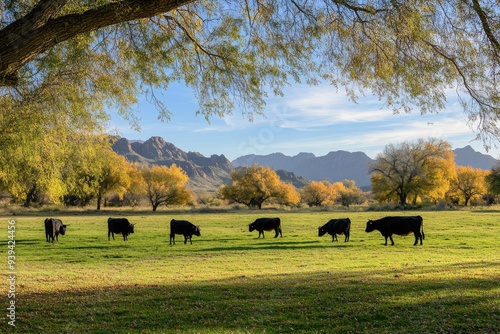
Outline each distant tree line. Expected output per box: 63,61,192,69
1,136,500,210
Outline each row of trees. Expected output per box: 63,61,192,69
219,166,365,209
0,130,367,210
370,138,495,207
1,136,500,210
0,134,192,211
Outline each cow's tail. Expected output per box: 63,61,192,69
421,218,425,240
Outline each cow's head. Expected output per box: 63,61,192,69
318,226,327,237
249,224,255,232
129,224,135,234
59,224,67,235
365,220,375,232
194,225,201,237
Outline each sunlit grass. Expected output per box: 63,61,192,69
1,210,499,333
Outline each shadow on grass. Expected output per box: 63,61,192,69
6,264,500,334
199,240,356,252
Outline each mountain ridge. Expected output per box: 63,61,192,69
112,136,498,191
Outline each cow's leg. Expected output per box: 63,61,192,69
259,231,264,238
274,228,279,238
184,235,188,244
414,232,423,245
384,236,388,246
279,227,282,237
389,235,395,246
170,234,175,245
345,230,350,242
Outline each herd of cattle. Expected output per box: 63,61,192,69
44,215,425,246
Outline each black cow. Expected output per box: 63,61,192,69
170,219,201,245
318,218,351,242
365,216,424,246
108,217,135,241
44,218,67,243
249,218,282,238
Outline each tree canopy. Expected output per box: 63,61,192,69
447,166,488,206
370,138,456,206
1,0,500,145
219,165,299,209
142,164,192,211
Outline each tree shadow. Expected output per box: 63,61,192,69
7,262,500,333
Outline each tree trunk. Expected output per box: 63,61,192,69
0,0,195,86
23,183,38,207
96,193,102,211
399,193,407,206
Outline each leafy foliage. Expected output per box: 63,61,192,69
300,181,332,207
1,1,500,143
486,165,500,196
219,165,299,209
447,166,489,206
142,164,192,211
63,136,135,210
370,138,456,205
301,179,364,207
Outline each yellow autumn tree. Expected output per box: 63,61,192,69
370,138,456,205
142,164,192,211
219,165,299,209
447,166,489,206
337,180,365,207
94,153,134,210
62,135,133,210
122,163,146,207
300,181,331,207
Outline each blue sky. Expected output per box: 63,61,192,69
108,83,500,162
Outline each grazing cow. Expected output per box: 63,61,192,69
318,218,351,242
44,218,67,243
170,219,201,245
249,217,282,238
108,217,135,241
365,216,424,246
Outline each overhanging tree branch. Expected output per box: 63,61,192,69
0,0,195,86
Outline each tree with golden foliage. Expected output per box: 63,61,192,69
301,181,331,207
122,163,146,207
142,164,192,211
219,165,299,209
63,136,133,210
337,180,365,207
370,138,456,206
94,154,136,210
447,166,489,206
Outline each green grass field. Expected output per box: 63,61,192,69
1,210,499,333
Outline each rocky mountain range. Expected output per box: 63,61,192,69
113,136,499,191
112,137,234,191
233,151,374,188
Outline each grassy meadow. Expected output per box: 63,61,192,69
1,209,499,333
